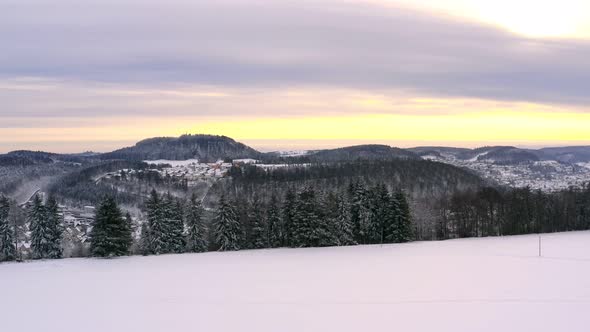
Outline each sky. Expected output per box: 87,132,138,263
1,0,590,153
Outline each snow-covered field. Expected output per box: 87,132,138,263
2,232,590,332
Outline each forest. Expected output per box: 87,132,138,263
435,184,590,240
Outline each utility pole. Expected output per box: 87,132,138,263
538,235,542,257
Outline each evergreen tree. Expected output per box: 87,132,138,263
266,195,283,248
0,196,16,262
44,197,63,259
385,194,402,243
282,189,297,246
163,194,185,253
29,195,50,259
89,197,133,257
348,182,368,244
334,194,355,246
248,196,267,249
395,191,414,242
370,184,391,244
291,188,334,247
214,195,241,251
314,192,338,247
146,189,167,255
185,193,208,253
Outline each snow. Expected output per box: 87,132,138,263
275,150,310,157
232,158,258,164
143,159,200,167
467,150,489,162
2,231,590,332
420,154,439,161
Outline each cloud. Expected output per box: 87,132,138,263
0,0,589,110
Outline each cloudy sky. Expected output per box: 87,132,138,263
1,0,590,152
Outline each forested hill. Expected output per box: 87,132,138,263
98,137,421,164
409,145,590,164
0,150,90,167
304,145,420,162
100,134,262,162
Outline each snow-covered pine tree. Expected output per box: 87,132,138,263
0,195,16,262
214,195,241,251
357,200,373,245
348,182,367,244
185,193,208,253
282,188,297,247
44,197,63,259
335,194,355,246
385,193,401,243
146,189,167,255
29,195,50,259
266,195,282,248
291,187,328,247
248,196,267,249
163,194,186,253
395,191,414,242
89,197,133,257
313,191,338,247
369,184,391,244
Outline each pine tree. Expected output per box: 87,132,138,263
334,194,355,246
214,195,241,251
185,193,208,253
248,196,267,249
370,184,391,244
163,194,185,253
146,189,167,255
44,197,63,259
282,189,297,246
89,197,133,257
292,187,334,247
395,191,414,242
29,195,50,259
314,192,338,247
266,195,282,248
348,182,367,244
385,194,402,243
0,195,16,262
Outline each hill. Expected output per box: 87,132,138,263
409,146,539,165
410,145,590,165
305,144,420,162
537,146,590,163
101,134,262,162
2,231,589,332
0,150,90,167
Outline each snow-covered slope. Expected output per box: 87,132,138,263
2,232,590,332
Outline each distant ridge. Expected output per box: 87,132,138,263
409,145,590,164
0,150,88,166
100,134,262,162
305,144,420,162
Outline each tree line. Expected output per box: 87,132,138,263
435,184,590,239
1,181,414,261
3,182,590,262
140,182,414,254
